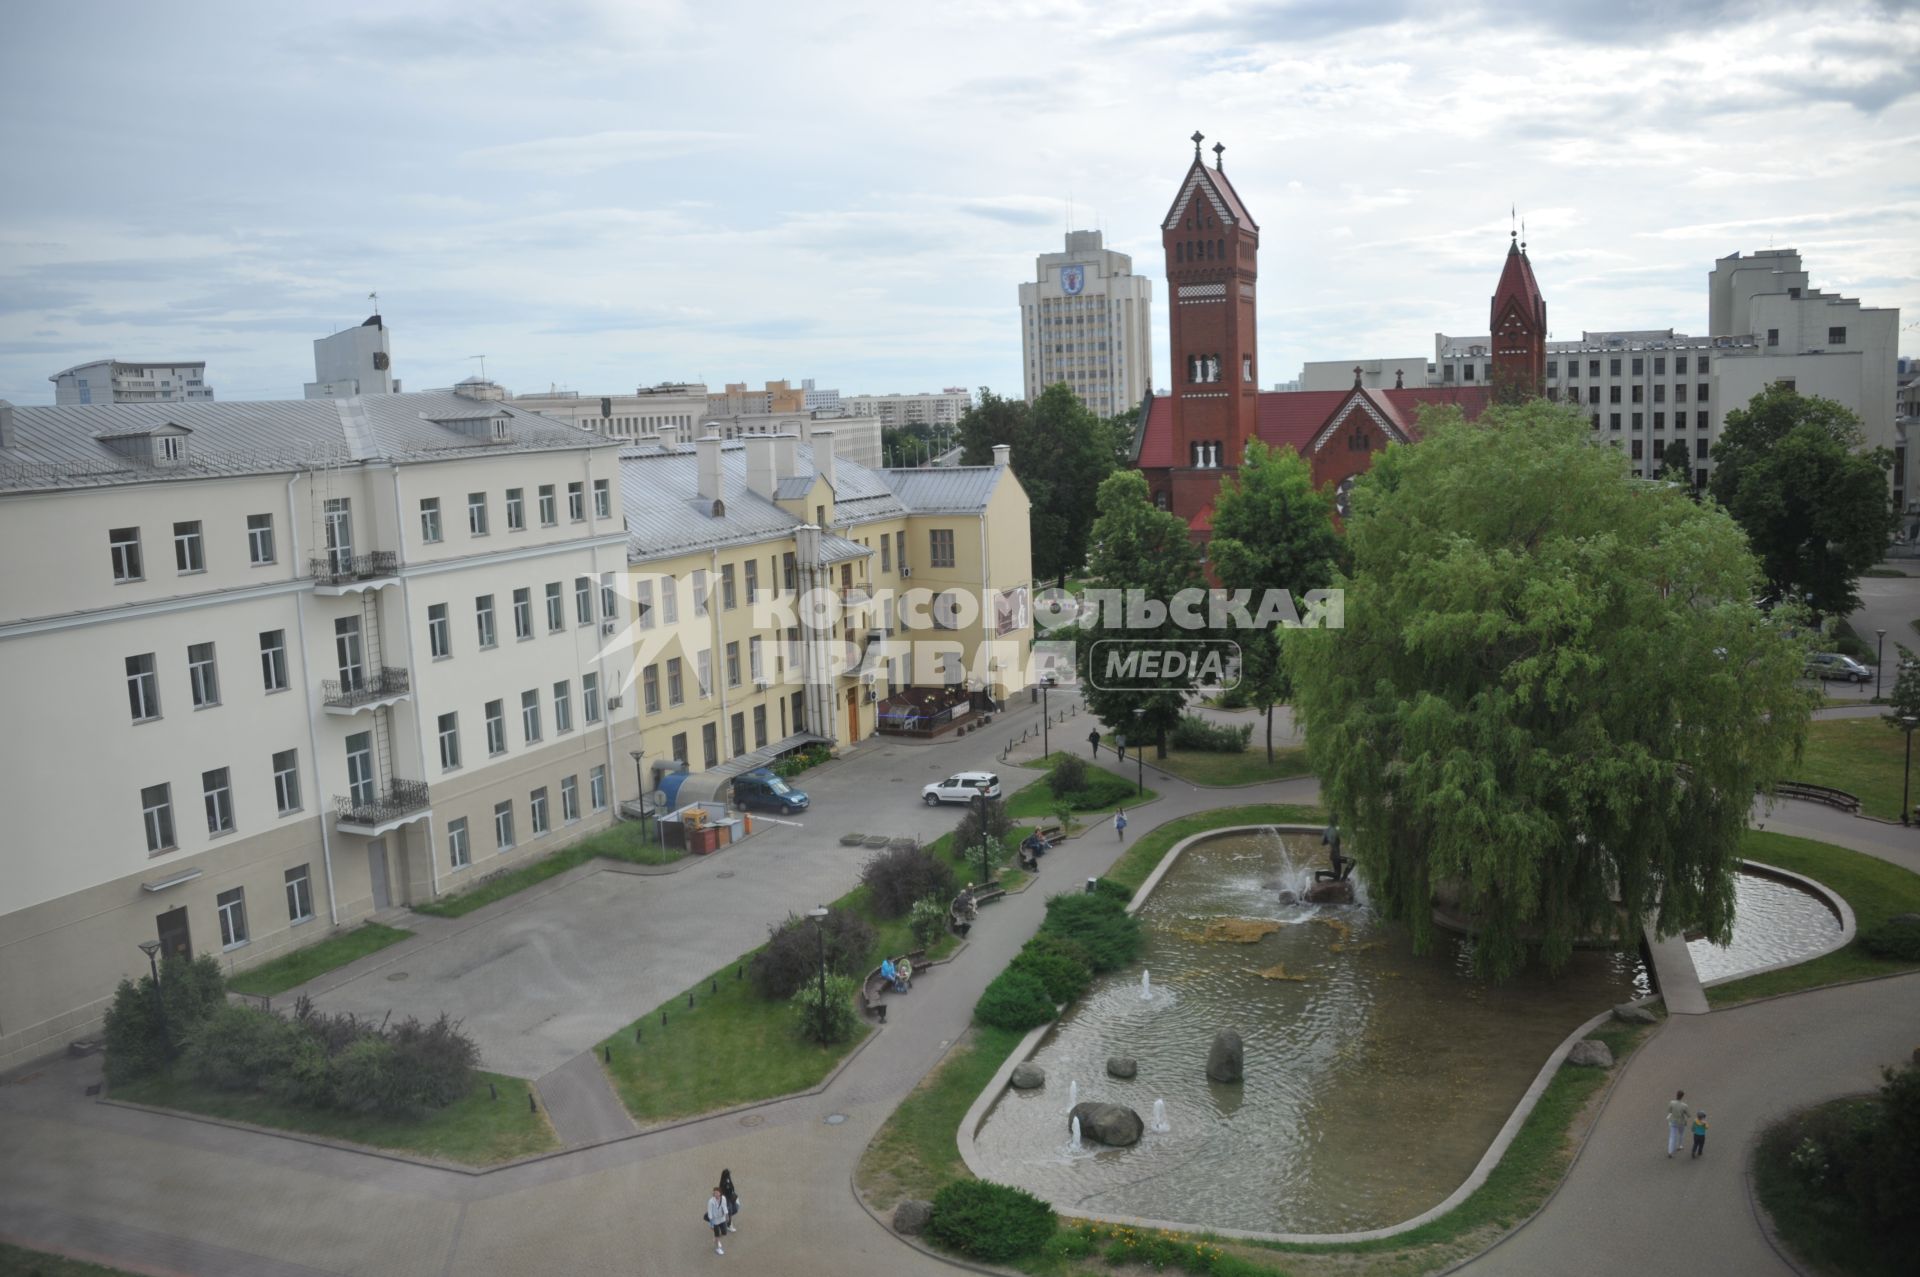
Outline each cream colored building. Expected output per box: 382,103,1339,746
617,432,1034,796
840,389,973,430
0,390,638,1069
514,381,884,468
511,382,709,441
1019,229,1154,415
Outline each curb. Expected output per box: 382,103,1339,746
846,1168,1009,1277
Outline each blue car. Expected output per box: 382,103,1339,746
732,768,809,814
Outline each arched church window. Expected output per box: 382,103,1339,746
1154,491,1169,511
1216,238,1225,259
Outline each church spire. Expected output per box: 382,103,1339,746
1489,223,1548,404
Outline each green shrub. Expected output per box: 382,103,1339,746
1008,945,1092,1004
1170,714,1254,753
1861,916,1920,960
180,1002,314,1094
927,1179,1056,1262
1021,930,1096,972
954,797,1014,854
790,971,862,1045
861,844,956,918
1215,681,1253,709
1047,753,1090,797
748,908,875,999
973,969,1057,1031
909,895,950,949
1040,892,1143,973
385,1012,480,1110
773,743,833,778
1089,876,1134,904
102,954,226,1084
1062,772,1139,811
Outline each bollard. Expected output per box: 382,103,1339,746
604,1044,612,1064
688,991,696,1009
662,1008,668,1026
636,1024,643,1043
529,1092,537,1114
489,1081,498,1101
711,978,718,994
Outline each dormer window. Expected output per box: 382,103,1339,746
160,435,184,463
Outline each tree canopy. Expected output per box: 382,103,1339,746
1290,400,1810,979
959,384,1121,584
1708,385,1894,618
1074,469,1205,756
1208,440,1340,759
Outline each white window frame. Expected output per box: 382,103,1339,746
428,604,451,659
247,513,276,565
476,595,497,648
538,484,557,527
468,492,489,536
173,520,205,574
485,700,507,755
589,765,607,811
521,689,542,743
567,481,585,521
345,732,375,807
216,887,249,949
530,786,550,836
285,864,314,923
448,817,471,868
635,578,655,629
583,672,601,723
494,800,515,850
505,487,526,531
127,653,161,722
438,712,461,770
561,775,580,822
188,642,220,707
420,497,443,543
545,582,564,632
202,767,235,835
272,748,301,814
110,527,144,582
575,576,594,625
553,680,573,733
594,478,612,520
513,588,533,640
142,782,176,852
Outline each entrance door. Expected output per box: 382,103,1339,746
847,693,859,743
156,907,191,960
368,840,391,911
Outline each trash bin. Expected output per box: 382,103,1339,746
1085,877,1098,894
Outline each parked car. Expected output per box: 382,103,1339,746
922,771,1002,806
731,768,810,814
1805,652,1871,683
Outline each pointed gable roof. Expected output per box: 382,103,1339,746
1161,157,1259,233
1490,234,1546,330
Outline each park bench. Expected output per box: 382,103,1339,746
1775,780,1862,814
860,947,928,1022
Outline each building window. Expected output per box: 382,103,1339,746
1609,413,1621,431
138,780,178,852
745,559,760,601
428,603,451,658
476,595,497,648
485,699,506,755
530,787,550,836
438,712,461,770
753,704,768,748
1631,439,1645,460
1546,360,1558,377
512,587,533,640
731,712,746,757
561,775,580,822
420,498,443,543
697,649,712,698
1829,326,1847,345
721,563,737,610
540,581,563,633
448,817,471,869
247,514,276,565
1653,384,1666,403
285,865,314,923
1698,410,1710,429
1654,412,1666,429
345,732,374,807
506,487,526,531
1696,437,1709,458
895,532,908,573
110,527,144,582
216,887,249,949
577,576,595,626
538,484,558,526
1676,383,1688,403
567,481,585,521
188,642,220,707
726,641,741,687
594,479,612,519
659,575,679,624
202,767,235,835
467,492,489,536
1766,328,1779,347
702,722,719,769
173,521,205,573
589,765,607,811
671,730,690,765
583,672,601,723
334,617,365,692
749,636,765,683
929,529,956,568
879,536,891,573
643,664,661,713
273,748,301,814
494,801,515,851
1609,386,1622,404
693,569,709,617
666,657,685,706
601,572,617,620
520,689,541,742
127,653,161,722
782,553,797,592
1243,354,1253,382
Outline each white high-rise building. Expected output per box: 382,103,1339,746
304,314,398,399
839,389,971,429
51,360,214,405
1019,230,1153,415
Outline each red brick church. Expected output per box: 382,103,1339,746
1132,134,1546,534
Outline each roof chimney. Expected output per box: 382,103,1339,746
992,443,1011,468
773,432,798,483
696,432,724,503
811,428,836,491
0,400,13,450
745,433,779,500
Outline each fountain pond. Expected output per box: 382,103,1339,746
1686,868,1842,983
970,828,1651,1234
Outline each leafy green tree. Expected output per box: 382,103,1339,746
1659,442,1693,486
1708,385,1894,618
959,384,1118,584
1208,441,1340,760
1884,644,1920,733
1291,400,1809,979
1074,470,1205,757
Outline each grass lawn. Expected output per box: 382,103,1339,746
1707,831,1920,1006
1752,1096,1907,1277
1793,716,1908,819
0,1242,141,1276
1007,753,1156,827
1104,803,1325,892
413,821,684,918
226,922,411,997
1152,746,1314,787
857,1023,1026,1210
112,1069,556,1166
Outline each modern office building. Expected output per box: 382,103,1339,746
0,389,638,1069
51,360,214,405
304,314,399,399
1018,229,1153,415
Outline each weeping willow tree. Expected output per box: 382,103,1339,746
1290,400,1809,979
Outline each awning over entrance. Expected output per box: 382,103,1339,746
660,732,830,807
141,867,203,893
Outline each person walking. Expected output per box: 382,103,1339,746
720,1168,741,1232
1666,1090,1691,1158
1114,809,1128,842
705,1185,731,1254
1088,728,1101,758
1690,1112,1709,1159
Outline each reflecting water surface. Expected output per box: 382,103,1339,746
971,830,1648,1234
1687,871,1841,983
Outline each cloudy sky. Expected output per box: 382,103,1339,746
2,0,1915,406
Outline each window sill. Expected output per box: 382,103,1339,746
148,845,180,858
434,654,452,663
223,939,250,953
177,568,207,577
133,715,163,726
251,561,277,569
290,914,316,927
277,807,303,818
194,702,223,711
115,577,146,585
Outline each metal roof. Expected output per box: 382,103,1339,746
880,464,1005,513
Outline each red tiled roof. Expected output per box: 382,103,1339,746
1136,387,1492,469
1188,504,1213,532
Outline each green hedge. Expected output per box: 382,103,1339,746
1171,714,1253,753
1039,891,1143,973
973,969,1056,1031
927,1179,1056,1262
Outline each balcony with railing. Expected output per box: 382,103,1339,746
321,666,412,714
335,779,432,837
310,551,399,593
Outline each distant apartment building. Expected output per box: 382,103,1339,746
1018,229,1154,415
709,380,807,417
840,389,973,429
0,389,638,1069
51,360,214,405
304,314,398,399
513,382,709,442
800,379,841,413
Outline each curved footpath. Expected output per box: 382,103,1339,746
2,704,1915,1276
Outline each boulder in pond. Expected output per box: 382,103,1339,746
1566,1039,1613,1068
1009,1062,1046,1090
1305,880,1354,905
1612,1003,1657,1025
1106,1056,1137,1079
1207,1029,1244,1083
1070,1101,1143,1147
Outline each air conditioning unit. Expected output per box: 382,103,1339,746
899,567,911,578
753,677,772,689
601,621,617,636
606,696,623,710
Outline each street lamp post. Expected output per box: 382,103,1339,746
807,905,831,1043
1041,674,1052,760
1876,629,1888,701
1132,707,1146,796
975,790,992,886
629,748,648,844
1904,717,1917,826
137,938,168,1060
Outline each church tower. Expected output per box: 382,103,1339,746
1489,229,1547,403
1161,132,1260,523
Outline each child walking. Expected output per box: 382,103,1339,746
1114,809,1128,841
1691,1111,1709,1159
705,1185,730,1255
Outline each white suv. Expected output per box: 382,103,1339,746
922,771,1003,806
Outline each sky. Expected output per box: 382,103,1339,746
1,0,1916,407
